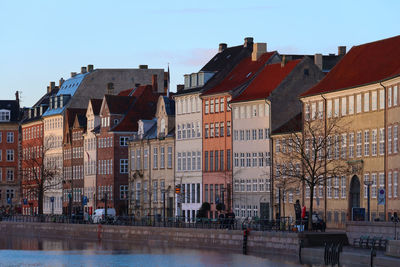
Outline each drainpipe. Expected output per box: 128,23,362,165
379,82,387,221
265,98,273,220
321,94,328,222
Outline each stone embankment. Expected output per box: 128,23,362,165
0,222,299,255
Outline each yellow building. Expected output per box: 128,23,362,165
298,35,400,228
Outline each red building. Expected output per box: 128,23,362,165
62,109,86,215
96,77,163,215
0,93,22,213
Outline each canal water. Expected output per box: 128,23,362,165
0,236,303,267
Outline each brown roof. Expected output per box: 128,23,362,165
90,99,103,115
302,35,400,97
104,95,135,114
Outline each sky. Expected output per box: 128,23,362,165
0,0,399,107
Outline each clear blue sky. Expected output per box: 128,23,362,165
1,0,399,107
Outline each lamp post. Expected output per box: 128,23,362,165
276,183,282,221
162,186,171,226
364,180,372,222
221,186,226,211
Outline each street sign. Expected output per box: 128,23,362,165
378,188,385,205
50,196,55,203
82,196,88,205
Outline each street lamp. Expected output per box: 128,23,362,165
276,183,283,221
364,180,373,222
221,186,226,211
162,186,171,226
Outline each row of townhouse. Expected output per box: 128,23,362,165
10,35,399,230
20,64,168,215
274,35,400,229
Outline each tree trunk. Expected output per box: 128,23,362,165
38,183,44,215
309,185,314,231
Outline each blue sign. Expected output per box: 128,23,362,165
7,198,12,205
23,198,28,205
215,197,220,204
82,196,88,205
50,196,55,203
378,188,385,205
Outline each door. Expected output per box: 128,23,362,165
349,175,361,220
260,202,270,220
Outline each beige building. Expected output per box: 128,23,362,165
298,35,400,228
129,96,176,219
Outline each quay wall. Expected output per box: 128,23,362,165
0,222,299,255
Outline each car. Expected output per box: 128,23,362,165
92,208,116,224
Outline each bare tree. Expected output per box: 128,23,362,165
21,136,62,215
274,115,349,230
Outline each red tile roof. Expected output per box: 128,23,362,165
302,35,400,97
111,85,161,132
105,95,135,114
201,52,276,96
231,59,301,103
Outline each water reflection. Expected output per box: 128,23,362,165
0,235,302,267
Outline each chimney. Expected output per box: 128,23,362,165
244,37,254,49
281,55,287,68
152,74,158,92
219,43,227,53
177,84,184,92
107,83,114,95
139,65,148,69
81,66,87,74
87,64,94,72
59,78,65,87
338,46,346,56
71,72,77,77
252,43,267,61
15,91,19,102
314,53,323,70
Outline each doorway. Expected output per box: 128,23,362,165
349,175,361,220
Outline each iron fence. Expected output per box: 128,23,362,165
1,214,301,232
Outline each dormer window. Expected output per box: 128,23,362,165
114,119,119,125
0,110,11,122
160,118,166,135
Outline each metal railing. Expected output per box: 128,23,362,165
1,214,301,232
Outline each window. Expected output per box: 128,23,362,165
177,152,182,171
356,132,362,157
6,132,14,143
364,92,369,112
371,173,377,198
120,185,128,200
187,123,191,139
341,176,346,198
341,134,347,159
311,102,316,120
220,98,224,112
327,177,332,198
327,100,332,118
168,147,172,168
6,169,14,181
215,99,219,113
182,152,186,171
192,151,196,170
364,130,370,156
234,153,239,167
356,94,362,113
348,95,354,114
349,133,354,158
246,153,251,167
210,123,214,137
227,121,231,136
220,122,224,137
144,149,148,169
388,172,392,198
379,89,385,109
334,98,339,117
160,147,165,168
197,151,201,171
119,136,128,146
204,151,209,171
334,176,339,199
220,150,224,171
246,130,250,140
205,124,209,138
372,91,377,110
227,149,231,170
394,86,398,106
136,149,141,170
205,100,209,114
379,128,385,155
182,124,186,139
210,99,214,113
197,121,201,137
214,151,218,171
388,87,392,107
6,150,14,161
153,147,158,169
187,152,191,171
394,172,398,198
305,103,310,120
240,153,245,167
177,125,181,139
153,181,158,202
120,159,128,173
394,126,398,153
215,122,219,137
388,126,392,154
205,184,208,202
372,129,377,156
0,110,10,121
364,173,369,199
341,97,346,116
